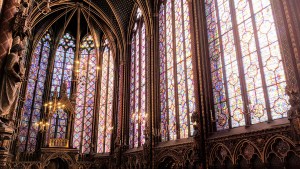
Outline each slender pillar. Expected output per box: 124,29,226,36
69,7,81,149
113,59,124,167
117,62,124,142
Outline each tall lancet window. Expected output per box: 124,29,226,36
73,35,97,154
129,8,146,148
51,33,75,96
19,31,52,152
159,0,195,141
97,38,114,153
205,0,289,130
47,33,75,147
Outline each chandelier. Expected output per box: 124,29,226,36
35,90,65,132
34,119,49,132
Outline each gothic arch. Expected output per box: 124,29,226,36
127,4,151,56
209,143,233,166
155,149,184,167
28,163,40,169
263,135,297,163
233,139,262,163
157,156,177,169
30,2,123,62
42,152,75,168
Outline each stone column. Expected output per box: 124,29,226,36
113,61,124,168
0,0,18,73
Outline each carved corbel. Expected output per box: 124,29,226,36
286,85,300,143
191,111,203,167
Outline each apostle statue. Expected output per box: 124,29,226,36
0,37,25,126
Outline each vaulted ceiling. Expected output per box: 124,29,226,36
29,0,155,58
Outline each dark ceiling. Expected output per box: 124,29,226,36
30,0,137,48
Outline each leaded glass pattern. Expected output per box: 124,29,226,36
97,38,114,153
49,109,68,139
19,32,52,152
129,8,147,148
159,0,195,141
74,35,96,154
51,33,75,97
205,0,289,130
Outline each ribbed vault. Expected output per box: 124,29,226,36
29,0,138,60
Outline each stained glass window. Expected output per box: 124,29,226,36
159,0,195,141
49,109,68,139
129,8,147,148
46,33,76,149
51,33,75,97
73,35,97,154
97,38,114,153
19,32,52,152
205,0,289,130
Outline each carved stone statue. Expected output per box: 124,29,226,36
286,86,300,144
0,42,25,125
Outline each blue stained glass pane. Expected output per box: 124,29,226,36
19,31,52,152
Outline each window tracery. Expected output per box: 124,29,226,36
73,35,97,154
159,0,195,141
51,33,75,97
205,0,289,130
19,31,52,152
97,38,114,153
129,8,147,148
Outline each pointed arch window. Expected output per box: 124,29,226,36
205,0,289,130
46,33,76,148
97,38,114,153
129,8,147,148
159,0,195,141
19,32,52,152
51,33,75,97
73,35,97,154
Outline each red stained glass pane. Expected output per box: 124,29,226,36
97,38,114,153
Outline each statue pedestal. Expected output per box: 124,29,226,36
0,126,14,168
